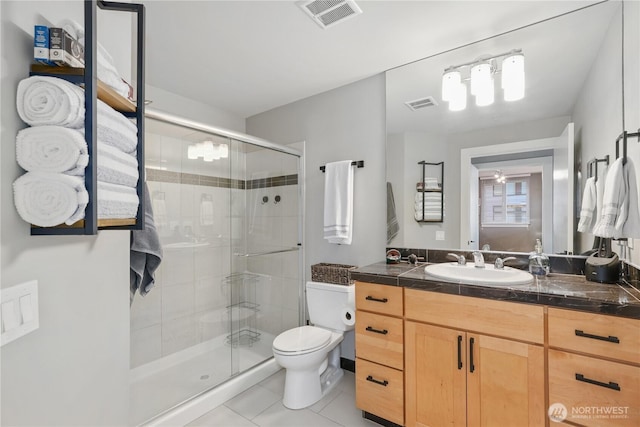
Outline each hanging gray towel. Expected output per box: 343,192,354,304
130,182,162,304
387,182,399,243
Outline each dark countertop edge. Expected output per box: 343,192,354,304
351,268,640,320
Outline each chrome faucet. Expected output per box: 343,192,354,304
494,256,517,270
447,253,466,265
472,251,485,268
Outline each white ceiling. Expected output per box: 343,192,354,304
143,0,603,119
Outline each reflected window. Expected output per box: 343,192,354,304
481,176,530,226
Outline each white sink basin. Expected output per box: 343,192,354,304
424,262,534,286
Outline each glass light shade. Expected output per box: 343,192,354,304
442,70,461,102
474,76,494,106
187,144,199,159
448,82,467,111
502,54,525,101
470,62,491,96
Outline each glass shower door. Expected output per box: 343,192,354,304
228,140,303,375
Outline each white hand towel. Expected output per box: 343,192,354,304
577,177,597,233
13,172,88,226
323,160,354,245
593,157,640,238
97,181,139,219
16,126,89,175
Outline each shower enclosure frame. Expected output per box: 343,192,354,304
140,108,306,424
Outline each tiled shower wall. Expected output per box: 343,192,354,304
130,130,301,369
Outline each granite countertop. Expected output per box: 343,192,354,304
351,262,640,319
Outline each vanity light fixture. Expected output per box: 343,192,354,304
441,49,524,111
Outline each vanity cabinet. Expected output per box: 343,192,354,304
355,281,404,426
548,308,640,427
404,289,545,427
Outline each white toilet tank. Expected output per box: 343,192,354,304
306,281,355,332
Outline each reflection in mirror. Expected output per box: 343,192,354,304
386,1,639,261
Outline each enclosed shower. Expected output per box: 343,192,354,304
129,110,304,425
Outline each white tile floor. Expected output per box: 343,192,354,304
187,369,378,427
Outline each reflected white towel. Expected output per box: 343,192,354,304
13,171,88,226
59,19,132,99
323,160,354,245
593,158,640,238
98,181,139,219
415,211,442,221
200,199,214,226
577,177,597,233
16,126,89,175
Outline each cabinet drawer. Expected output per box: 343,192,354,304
404,289,544,344
356,281,403,317
355,358,404,426
549,349,639,427
548,308,640,365
355,310,403,370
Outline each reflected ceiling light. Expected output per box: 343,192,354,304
441,49,524,111
187,144,199,160
219,144,229,159
495,170,506,183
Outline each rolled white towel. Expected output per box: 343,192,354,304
59,19,132,99
16,76,138,153
16,126,89,175
17,76,85,128
13,172,88,226
97,143,139,188
98,181,139,219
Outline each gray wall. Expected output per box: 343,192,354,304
1,1,131,425
573,1,640,264
247,75,387,359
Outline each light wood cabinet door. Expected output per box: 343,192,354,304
405,321,466,427
466,334,545,427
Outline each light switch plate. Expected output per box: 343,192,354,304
435,231,445,241
1,280,39,346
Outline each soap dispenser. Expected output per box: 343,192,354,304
529,239,550,276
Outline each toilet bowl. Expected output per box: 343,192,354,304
272,281,355,409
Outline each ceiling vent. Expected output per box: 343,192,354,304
405,96,439,111
298,0,363,29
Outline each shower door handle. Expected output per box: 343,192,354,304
233,247,300,257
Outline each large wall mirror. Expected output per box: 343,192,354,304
386,1,639,257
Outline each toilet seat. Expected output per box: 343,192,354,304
273,326,332,354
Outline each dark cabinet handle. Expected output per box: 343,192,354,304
469,337,475,373
575,373,621,391
366,375,389,387
366,326,388,335
365,296,388,303
575,329,620,344
457,335,463,370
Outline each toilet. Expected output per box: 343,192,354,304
272,281,355,409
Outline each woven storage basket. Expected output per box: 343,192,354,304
311,263,357,285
